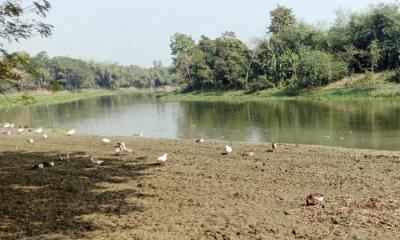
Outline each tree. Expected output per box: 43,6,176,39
245,37,264,89
0,0,53,92
369,40,381,74
170,33,197,86
268,5,296,34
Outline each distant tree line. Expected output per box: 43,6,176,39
7,51,178,92
170,3,400,91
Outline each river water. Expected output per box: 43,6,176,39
0,93,399,150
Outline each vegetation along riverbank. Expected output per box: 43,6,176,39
0,88,169,110
165,72,400,101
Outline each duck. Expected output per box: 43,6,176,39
305,193,325,206
196,138,205,143
43,161,55,167
157,153,168,163
32,163,44,169
59,154,70,161
27,139,34,143
90,156,104,165
223,145,232,154
66,129,75,136
115,142,132,153
272,142,278,150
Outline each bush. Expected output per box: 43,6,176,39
295,48,348,88
248,75,275,92
388,69,400,83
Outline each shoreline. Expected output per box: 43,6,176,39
0,88,167,110
1,133,399,239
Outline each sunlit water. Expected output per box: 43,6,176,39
0,93,399,150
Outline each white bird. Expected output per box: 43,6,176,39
196,138,205,143
32,163,44,169
9,123,14,128
115,142,132,153
17,128,25,133
133,130,143,137
224,145,232,154
27,139,34,143
157,153,168,163
102,138,111,143
272,142,278,150
43,134,48,139
35,128,43,133
66,129,75,136
59,154,70,161
90,156,104,165
3,123,10,128
115,147,122,153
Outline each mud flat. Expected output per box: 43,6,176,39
0,134,399,239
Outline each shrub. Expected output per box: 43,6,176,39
388,69,400,83
248,75,275,92
295,48,348,88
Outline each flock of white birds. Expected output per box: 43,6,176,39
0,123,170,166
1,122,325,206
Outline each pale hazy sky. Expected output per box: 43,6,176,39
5,0,398,67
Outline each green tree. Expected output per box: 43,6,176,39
369,40,381,74
268,5,296,34
0,0,53,92
170,33,197,86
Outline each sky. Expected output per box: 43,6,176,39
5,0,399,67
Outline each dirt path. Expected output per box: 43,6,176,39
0,134,399,239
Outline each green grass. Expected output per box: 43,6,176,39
0,88,161,109
164,73,400,102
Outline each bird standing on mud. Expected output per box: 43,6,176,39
272,142,277,150
157,153,168,163
66,129,75,136
223,145,232,154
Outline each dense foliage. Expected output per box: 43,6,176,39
171,3,400,91
25,52,177,91
0,0,53,92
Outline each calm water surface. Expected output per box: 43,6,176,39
0,94,399,150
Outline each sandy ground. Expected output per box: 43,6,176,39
0,132,400,239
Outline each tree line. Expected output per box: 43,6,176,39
170,3,400,92
2,51,178,92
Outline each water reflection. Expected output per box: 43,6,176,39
0,94,399,150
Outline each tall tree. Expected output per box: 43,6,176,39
170,33,197,86
268,5,296,34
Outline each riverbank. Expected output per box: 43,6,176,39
164,73,400,102
0,88,166,110
0,133,399,239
